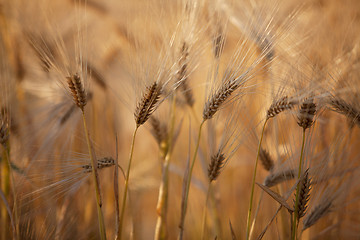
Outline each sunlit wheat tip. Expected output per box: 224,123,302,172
66,73,87,110
208,151,226,182
297,99,316,129
266,96,295,119
259,148,274,172
134,81,162,127
295,169,311,219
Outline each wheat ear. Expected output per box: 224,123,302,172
203,80,240,120
294,169,311,219
329,97,360,127
134,81,162,127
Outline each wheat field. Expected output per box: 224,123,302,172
0,0,360,239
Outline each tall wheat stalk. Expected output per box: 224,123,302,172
246,118,268,240
154,94,176,240
178,119,205,239
247,95,296,239
292,99,316,240
67,73,107,239
119,80,162,239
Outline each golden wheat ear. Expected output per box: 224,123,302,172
66,73,87,110
134,81,162,127
208,151,226,182
328,97,360,127
264,169,296,187
259,148,274,172
0,118,9,146
203,79,241,120
294,169,311,219
267,96,297,120
297,98,316,129
303,200,332,230
149,116,168,146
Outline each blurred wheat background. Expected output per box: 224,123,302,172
1,0,360,239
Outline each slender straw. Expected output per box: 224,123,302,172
201,183,212,240
81,110,106,240
246,118,268,240
118,126,139,239
154,94,177,240
178,120,205,239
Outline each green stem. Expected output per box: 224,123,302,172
119,126,139,240
201,183,212,240
246,119,268,240
292,128,306,240
178,120,205,239
82,111,106,240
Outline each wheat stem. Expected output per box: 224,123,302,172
155,94,177,240
247,118,268,240
81,111,106,240
292,128,306,240
114,136,120,240
178,120,205,239
119,126,139,239
201,183,212,240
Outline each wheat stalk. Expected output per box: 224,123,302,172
66,71,106,239
292,99,316,240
